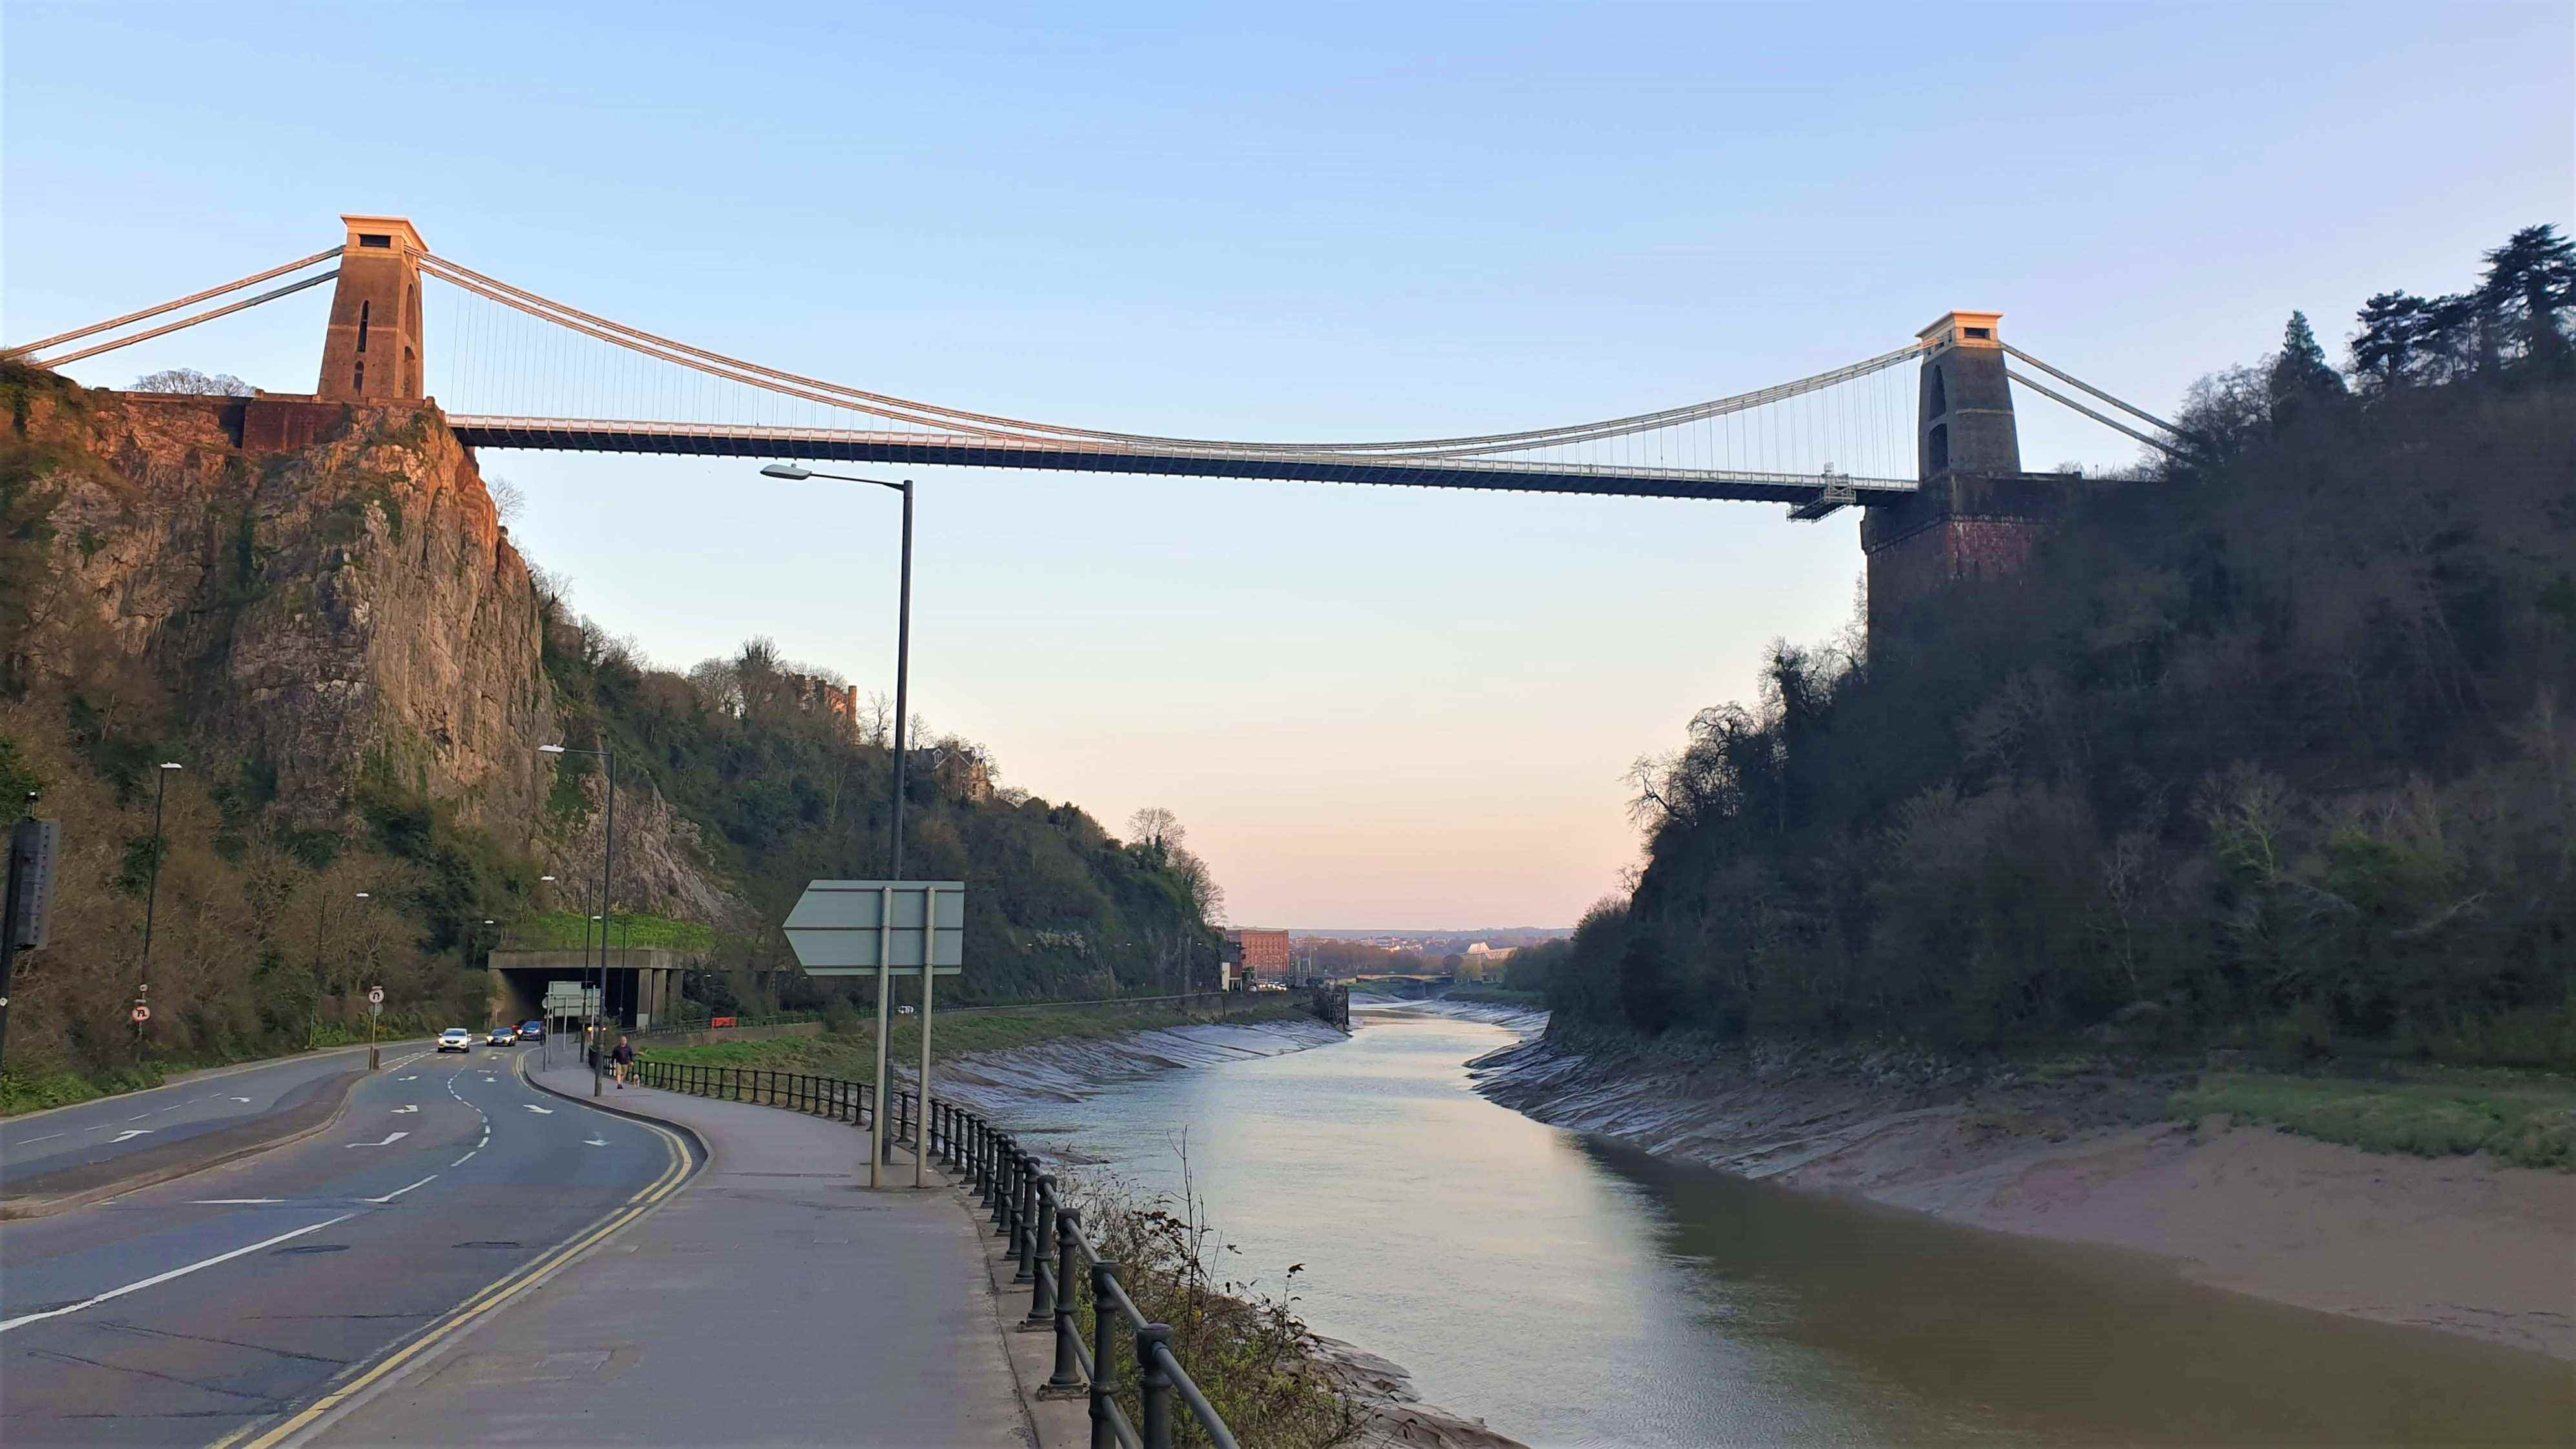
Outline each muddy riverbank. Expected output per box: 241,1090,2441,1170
1465,1017,2576,1361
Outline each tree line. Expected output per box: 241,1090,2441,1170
1530,226,2575,1067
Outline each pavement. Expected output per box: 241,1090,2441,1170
0,1041,682,1449
289,1059,1033,1448
1,1041,431,1208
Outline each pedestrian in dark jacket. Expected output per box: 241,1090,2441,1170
612,1036,635,1088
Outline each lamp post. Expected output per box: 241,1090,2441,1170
539,743,616,1096
760,464,917,1172
136,762,181,1054
539,874,561,1063
758,465,912,882
351,892,371,1060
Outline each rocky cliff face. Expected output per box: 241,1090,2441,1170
5,370,734,922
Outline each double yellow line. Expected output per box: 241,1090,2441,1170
212,1058,697,1449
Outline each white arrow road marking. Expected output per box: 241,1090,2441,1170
523,1104,554,1114
345,1132,410,1148
391,1105,419,1114
584,1136,609,1147
191,1198,287,1205
109,1129,153,1143
0,1212,358,1334
367,1174,439,1204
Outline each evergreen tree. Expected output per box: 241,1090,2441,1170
2351,291,2429,391
2266,311,2346,424
2478,223,2576,374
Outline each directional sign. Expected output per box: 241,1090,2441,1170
782,881,965,977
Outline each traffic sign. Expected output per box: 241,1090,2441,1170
130,1003,151,1023
368,986,384,1005
783,880,964,977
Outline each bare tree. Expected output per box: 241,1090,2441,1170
1127,806,1183,855
130,368,251,396
488,475,527,525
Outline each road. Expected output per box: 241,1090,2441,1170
0,1043,428,1191
0,1043,686,1448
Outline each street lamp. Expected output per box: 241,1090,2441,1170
758,464,913,882
539,743,616,1096
763,463,917,1173
136,762,182,1052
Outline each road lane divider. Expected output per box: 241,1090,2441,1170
0,1211,358,1334
220,1072,696,1449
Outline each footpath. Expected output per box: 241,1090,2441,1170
297,1061,1031,1447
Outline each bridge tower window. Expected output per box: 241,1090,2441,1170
1927,422,1949,474
358,233,392,249
1927,364,1946,418
357,300,370,353
353,360,365,393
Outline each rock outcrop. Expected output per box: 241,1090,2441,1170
4,369,732,920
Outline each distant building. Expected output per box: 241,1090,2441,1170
1227,928,1294,988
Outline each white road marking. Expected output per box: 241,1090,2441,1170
127,1113,152,1121
344,1131,410,1148
191,1198,287,1205
391,1105,419,1114
0,1212,357,1334
583,1136,608,1147
396,1076,419,1081
523,1105,553,1114
229,1096,251,1103
17,1132,63,1144
368,1174,439,1203
450,1149,478,1166
109,1129,153,1143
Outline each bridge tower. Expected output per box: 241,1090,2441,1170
315,215,426,402
1861,311,2061,638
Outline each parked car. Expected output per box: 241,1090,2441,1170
486,1025,517,1047
437,1027,473,1052
519,1019,546,1043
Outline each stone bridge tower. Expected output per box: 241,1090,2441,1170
316,215,426,401
1860,311,2064,638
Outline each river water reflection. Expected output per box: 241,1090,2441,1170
1013,1005,2573,1447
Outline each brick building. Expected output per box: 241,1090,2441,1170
1226,928,1294,988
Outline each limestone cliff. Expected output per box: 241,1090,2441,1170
2,368,736,923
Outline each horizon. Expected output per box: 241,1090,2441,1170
6,1,2568,928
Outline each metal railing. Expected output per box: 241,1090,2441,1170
630,1057,1239,1448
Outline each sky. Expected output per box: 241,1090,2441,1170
5,2,2570,929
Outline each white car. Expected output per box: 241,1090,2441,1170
437,1027,473,1052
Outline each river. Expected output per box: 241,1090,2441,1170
1010,1003,2573,1448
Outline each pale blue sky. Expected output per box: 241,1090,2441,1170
6,2,2569,927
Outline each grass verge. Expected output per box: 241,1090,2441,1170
643,999,1313,1078
2173,1070,2576,1170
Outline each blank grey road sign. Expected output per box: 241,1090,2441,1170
784,880,964,977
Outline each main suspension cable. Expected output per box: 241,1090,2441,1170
4,247,339,360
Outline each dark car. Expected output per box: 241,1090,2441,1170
519,1019,546,1043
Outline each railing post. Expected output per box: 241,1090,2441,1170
1088,1261,1121,1449
1024,1174,1057,1323
1014,1156,1041,1282
979,1121,995,1205
1047,1207,1083,1390
994,1143,1015,1234
1136,1323,1176,1449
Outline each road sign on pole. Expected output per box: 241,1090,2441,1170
130,1003,150,1023
368,986,384,1006
783,881,964,1189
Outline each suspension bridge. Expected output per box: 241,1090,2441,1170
6,214,2183,619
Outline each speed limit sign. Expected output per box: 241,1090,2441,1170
368,986,384,1005
130,1004,151,1023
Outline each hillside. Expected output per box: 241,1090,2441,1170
1523,227,2576,1069
0,364,1220,1101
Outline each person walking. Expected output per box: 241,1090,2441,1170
612,1034,635,1089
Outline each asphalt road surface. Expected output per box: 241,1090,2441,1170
0,1043,685,1448
0,1043,431,1190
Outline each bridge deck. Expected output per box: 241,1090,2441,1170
447,415,1919,505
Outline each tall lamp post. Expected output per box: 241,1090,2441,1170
136,762,181,1054
760,464,915,1169
539,743,616,1096
539,874,561,1063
